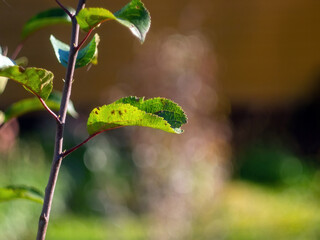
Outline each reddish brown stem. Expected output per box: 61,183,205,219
63,132,101,157
62,127,123,158
11,40,25,60
76,28,94,51
38,97,61,124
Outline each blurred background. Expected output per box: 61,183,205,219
1,0,320,239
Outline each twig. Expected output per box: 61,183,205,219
55,0,74,19
38,97,61,124
63,132,101,157
76,28,94,51
62,126,123,158
11,40,25,60
36,1,86,239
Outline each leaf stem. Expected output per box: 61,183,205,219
62,126,123,158
11,40,25,60
36,1,86,239
55,0,74,19
38,97,61,124
63,132,101,157
76,28,94,51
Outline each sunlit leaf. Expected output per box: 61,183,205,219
87,96,187,135
0,66,53,100
0,55,29,96
21,7,74,39
3,91,78,123
115,97,187,129
50,34,100,68
76,0,151,42
15,57,29,68
0,54,16,95
0,186,44,204
0,54,15,69
0,111,4,125
0,77,8,95
76,8,116,32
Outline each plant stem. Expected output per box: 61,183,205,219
38,97,61,124
76,28,94,51
62,127,123,158
11,40,25,60
55,0,74,19
63,132,101,157
36,1,86,239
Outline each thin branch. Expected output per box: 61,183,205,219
76,28,94,51
16,83,61,124
38,97,61,124
36,1,86,239
62,126,123,158
63,132,100,157
11,40,25,60
55,0,74,19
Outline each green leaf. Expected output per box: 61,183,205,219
114,0,151,42
21,7,74,39
3,91,78,123
76,0,151,43
0,186,44,204
76,8,116,32
0,66,53,100
87,96,187,135
50,34,100,68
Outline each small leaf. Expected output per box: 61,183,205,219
0,54,15,95
76,8,116,32
76,0,151,43
0,186,44,204
0,66,53,100
0,111,4,125
0,76,8,95
87,96,187,135
21,7,74,39
50,34,100,68
0,54,15,69
15,57,29,68
3,91,78,123
114,0,151,42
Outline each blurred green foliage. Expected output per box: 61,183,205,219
47,215,148,240
1,136,320,239
233,141,319,188
0,138,70,239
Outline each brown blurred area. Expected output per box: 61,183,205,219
1,0,320,239
1,0,320,109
